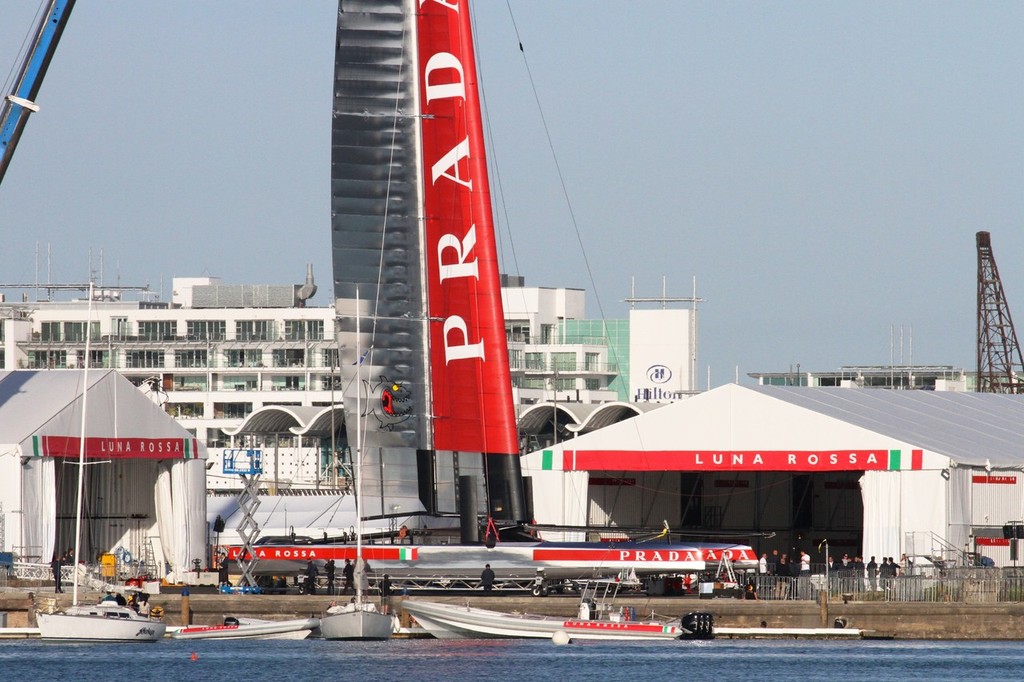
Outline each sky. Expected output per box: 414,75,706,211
1,1,1022,387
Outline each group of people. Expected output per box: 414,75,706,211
304,558,357,595
98,589,151,615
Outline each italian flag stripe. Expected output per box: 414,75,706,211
888,450,901,470
542,450,553,471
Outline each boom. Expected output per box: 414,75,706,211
0,0,76,186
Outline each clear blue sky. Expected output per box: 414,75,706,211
2,1,1022,386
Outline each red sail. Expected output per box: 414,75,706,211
417,1,517,455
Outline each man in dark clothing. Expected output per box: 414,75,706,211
480,563,495,592
217,556,230,587
379,574,393,614
342,559,354,595
325,559,336,595
304,560,318,595
50,554,63,593
867,556,878,591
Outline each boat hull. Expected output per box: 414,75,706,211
320,605,394,641
402,600,682,641
37,604,166,642
171,617,319,641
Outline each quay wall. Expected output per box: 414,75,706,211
2,590,1023,639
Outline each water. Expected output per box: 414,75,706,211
0,638,1021,681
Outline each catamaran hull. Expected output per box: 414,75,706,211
37,606,166,642
227,541,756,579
171,617,319,641
402,600,683,641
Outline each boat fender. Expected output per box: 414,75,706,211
150,605,165,619
833,617,847,629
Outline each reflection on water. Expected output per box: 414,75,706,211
1,637,1022,681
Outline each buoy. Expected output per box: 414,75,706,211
190,652,198,661
551,629,571,646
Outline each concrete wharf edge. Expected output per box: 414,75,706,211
2,591,1023,640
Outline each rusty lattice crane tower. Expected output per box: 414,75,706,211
976,231,1024,392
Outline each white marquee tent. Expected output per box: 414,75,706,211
523,384,1024,566
0,369,207,580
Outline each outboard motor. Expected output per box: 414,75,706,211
680,611,715,640
224,616,240,626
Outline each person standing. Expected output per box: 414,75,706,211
758,553,768,575
217,555,230,587
379,574,393,614
304,560,318,595
867,556,879,591
480,563,495,592
325,559,336,595
342,559,354,595
50,553,63,593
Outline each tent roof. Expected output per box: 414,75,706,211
749,385,1024,468
536,384,1024,471
0,369,205,459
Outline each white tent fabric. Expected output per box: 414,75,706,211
0,370,206,576
155,467,175,575
20,457,55,562
861,471,901,560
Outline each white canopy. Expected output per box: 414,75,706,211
0,370,206,579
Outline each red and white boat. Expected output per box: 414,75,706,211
402,581,708,641
171,616,319,641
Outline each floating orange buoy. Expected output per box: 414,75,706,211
190,652,198,662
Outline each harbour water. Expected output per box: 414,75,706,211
1,637,1022,681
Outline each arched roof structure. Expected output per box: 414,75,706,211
224,405,347,438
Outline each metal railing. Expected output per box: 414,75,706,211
750,568,1024,603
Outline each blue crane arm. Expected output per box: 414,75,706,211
0,0,76,186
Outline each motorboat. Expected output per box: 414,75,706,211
402,580,709,641
37,602,166,642
171,616,319,641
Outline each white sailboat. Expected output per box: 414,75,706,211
319,291,394,641
37,283,167,642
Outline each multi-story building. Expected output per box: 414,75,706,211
2,273,684,492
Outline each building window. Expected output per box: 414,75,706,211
305,320,324,340
508,348,524,370
31,350,67,368
40,321,61,342
126,350,165,368
283,320,306,341
272,375,304,391
214,403,253,419
584,378,600,391
175,349,208,368
585,353,601,371
540,324,555,344
226,349,262,367
186,320,225,341
322,347,339,368
273,349,305,367
236,319,273,341
139,320,177,341
506,320,530,344
111,317,129,339
525,352,545,370
552,352,576,372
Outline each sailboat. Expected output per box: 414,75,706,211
37,284,167,642
319,291,395,641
